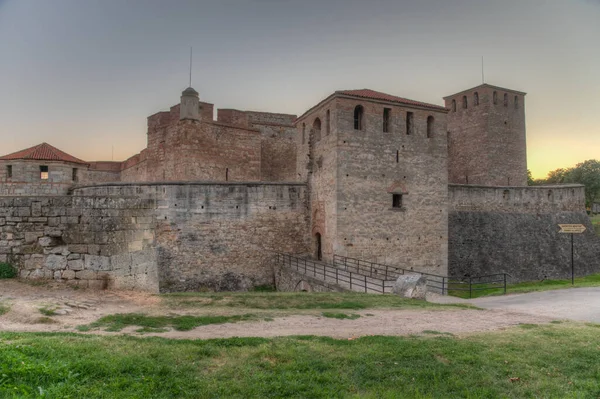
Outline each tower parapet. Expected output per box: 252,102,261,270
180,87,200,121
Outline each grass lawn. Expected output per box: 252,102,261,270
591,214,600,235
451,273,600,299
1,323,599,398
162,291,473,310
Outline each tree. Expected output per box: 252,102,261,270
564,160,600,211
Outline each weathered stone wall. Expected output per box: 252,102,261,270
0,196,157,291
445,85,527,186
295,97,338,262
0,160,81,196
73,182,311,292
82,162,121,184
449,184,600,281
329,97,449,275
274,264,347,293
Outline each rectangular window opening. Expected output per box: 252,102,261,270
72,168,78,182
396,150,399,163
383,108,391,133
392,194,403,208
6,165,12,179
40,165,48,180
406,112,413,135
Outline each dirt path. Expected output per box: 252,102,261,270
0,280,554,339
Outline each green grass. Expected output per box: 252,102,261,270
163,291,473,310
0,302,10,316
451,273,600,299
591,214,600,235
38,306,57,317
79,313,257,332
0,262,16,279
1,323,599,398
321,312,360,320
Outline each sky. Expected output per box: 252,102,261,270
0,0,598,178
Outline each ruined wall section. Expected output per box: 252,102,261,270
449,184,600,281
81,162,121,184
72,182,310,292
445,85,527,186
0,196,157,291
334,97,449,275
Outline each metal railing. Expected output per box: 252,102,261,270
276,253,394,294
278,253,509,298
332,254,509,297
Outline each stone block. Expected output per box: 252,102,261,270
393,274,428,299
24,231,43,244
24,257,43,270
62,269,76,279
75,270,97,280
68,259,84,271
84,255,111,271
45,254,67,270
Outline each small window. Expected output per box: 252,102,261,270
474,92,479,106
6,165,12,179
302,123,306,144
406,112,413,135
451,99,456,112
462,95,467,109
392,194,403,208
427,116,434,138
383,108,391,133
313,117,322,142
503,93,508,107
514,96,518,109
72,168,78,182
226,168,229,181
354,105,364,130
40,165,48,180
326,110,330,135
493,91,498,105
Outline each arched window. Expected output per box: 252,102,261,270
493,91,498,105
451,99,456,112
514,96,518,109
462,95,467,109
354,105,364,130
313,118,321,142
427,116,434,138
503,93,508,107
302,123,305,144
474,92,479,106
326,110,330,135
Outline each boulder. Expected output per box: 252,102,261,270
393,274,427,299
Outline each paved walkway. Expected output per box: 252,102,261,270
468,287,600,323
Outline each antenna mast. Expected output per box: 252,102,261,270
481,56,485,84
189,47,193,87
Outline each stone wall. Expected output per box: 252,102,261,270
274,264,347,293
72,182,311,292
327,97,449,275
449,184,600,281
0,160,81,196
445,85,527,186
0,196,157,291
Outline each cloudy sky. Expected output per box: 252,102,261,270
0,0,598,178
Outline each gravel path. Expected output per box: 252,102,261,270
0,280,555,339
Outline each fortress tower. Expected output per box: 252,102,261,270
444,84,527,186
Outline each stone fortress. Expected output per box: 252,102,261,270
0,82,598,293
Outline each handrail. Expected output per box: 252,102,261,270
277,253,510,298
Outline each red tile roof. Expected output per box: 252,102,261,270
337,89,447,112
0,143,88,165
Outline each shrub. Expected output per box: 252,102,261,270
0,263,16,279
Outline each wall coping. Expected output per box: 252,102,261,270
449,184,584,190
71,181,307,190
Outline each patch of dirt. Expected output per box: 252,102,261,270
0,280,554,339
